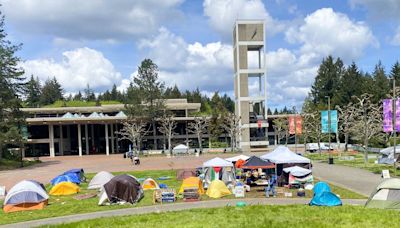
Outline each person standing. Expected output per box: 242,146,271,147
265,175,276,197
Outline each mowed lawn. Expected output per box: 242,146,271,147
306,152,398,176
0,169,365,225
45,205,400,228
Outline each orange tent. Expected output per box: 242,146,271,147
235,159,246,168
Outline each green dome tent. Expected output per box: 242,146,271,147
365,178,400,209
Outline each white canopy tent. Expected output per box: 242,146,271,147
261,146,311,164
203,157,233,167
225,155,250,163
283,166,312,177
173,144,189,154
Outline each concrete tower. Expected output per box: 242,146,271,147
233,20,268,151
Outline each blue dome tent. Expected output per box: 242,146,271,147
310,182,342,206
51,173,81,186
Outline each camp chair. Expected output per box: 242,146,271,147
153,189,176,204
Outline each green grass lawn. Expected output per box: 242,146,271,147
306,151,400,177
0,159,41,171
0,169,364,225
44,204,400,228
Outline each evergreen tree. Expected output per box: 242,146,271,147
334,62,363,106
208,92,227,144
126,59,165,118
0,12,26,159
83,84,95,102
267,108,272,115
25,75,41,107
110,84,119,101
74,91,83,101
310,56,344,108
40,77,63,105
371,61,389,103
170,84,181,98
391,61,400,82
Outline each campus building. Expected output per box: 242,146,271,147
22,99,202,157
233,20,269,151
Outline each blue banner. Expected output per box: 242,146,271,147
321,110,338,133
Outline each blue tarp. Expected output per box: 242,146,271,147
63,168,85,181
310,181,342,206
51,173,81,185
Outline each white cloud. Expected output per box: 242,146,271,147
139,28,188,71
22,47,122,92
203,0,286,38
1,0,184,41
136,28,233,94
391,26,400,46
285,8,378,62
265,48,318,108
350,0,400,20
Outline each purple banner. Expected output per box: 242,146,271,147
396,99,400,132
383,99,393,132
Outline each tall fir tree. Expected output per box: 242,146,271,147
333,62,363,106
0,12,26,159
40,77,63,105
371,61,389,103
391,61,400,82
310,56,344,108
25,75,41,108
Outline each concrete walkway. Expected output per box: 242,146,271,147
1,198,366,228
312,162,382,197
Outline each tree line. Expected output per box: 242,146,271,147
24,75,234,114
271,56,400,164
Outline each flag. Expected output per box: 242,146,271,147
383,99,393,132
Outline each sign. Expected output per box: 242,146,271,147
321,110,338,133
382,170,390,179
383,99,393,132
234,186,245,198
289,116,303,135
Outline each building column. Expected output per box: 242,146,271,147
78,124,82,156
49,125,55,157
59,125,64,156
115,124,119,153
91,124,95,147
66,125,71,152
111,124,115,154
85,124,89,155
105,124,110,156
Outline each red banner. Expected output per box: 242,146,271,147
289,116,302,135
289,116,295,134
296,116,302,135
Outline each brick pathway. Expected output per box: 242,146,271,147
0,153,235,189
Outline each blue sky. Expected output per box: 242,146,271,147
2,0,400,110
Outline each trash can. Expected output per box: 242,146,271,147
328,157,334,164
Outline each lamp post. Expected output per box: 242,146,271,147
325,96,332,164
393,76,397,174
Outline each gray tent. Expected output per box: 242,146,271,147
88,171,114,190
378,145,400,164
3,180,49,213
365,178,400,209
